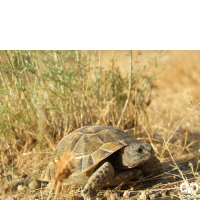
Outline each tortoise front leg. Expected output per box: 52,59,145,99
83,161,115,199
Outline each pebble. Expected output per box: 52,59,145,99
28,180,41,190
123,191,131,198
17,185,25,191
149,193,157,199
139,191,149,200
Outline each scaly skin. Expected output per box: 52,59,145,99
82,156,163,199
83,162,115,199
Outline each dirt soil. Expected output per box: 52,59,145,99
1,50,200,200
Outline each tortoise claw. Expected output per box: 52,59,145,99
83,162,114,199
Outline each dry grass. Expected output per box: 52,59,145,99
0,50,200,199
47,152,74,200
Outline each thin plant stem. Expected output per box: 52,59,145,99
117,50,132,128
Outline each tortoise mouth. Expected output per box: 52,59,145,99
126,154,153,169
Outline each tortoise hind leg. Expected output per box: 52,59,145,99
83,161,115,199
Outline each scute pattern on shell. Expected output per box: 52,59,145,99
52,126,139,173
41,125,140,183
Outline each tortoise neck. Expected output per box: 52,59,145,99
109,149,129,169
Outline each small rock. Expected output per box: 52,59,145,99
161,190,169,196
149,193,157,199
103,191,116,200
46,181,53,189
28,180,41,190
149,192,161,199
139,191,149,200
123,191,131,198
17,185,25,191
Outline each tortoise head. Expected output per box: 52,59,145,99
112,142,154,169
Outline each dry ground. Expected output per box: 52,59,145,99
1,50,200,200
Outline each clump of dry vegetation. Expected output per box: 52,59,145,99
0,50,199,200
47,152,74,200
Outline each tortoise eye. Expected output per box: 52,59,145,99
138,148,143,153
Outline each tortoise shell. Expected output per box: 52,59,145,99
41,125,143,186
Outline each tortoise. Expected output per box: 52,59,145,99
41,125,163,198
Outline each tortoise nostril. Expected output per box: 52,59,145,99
138,148,143,153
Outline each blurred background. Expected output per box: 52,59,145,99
0,50,200,198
